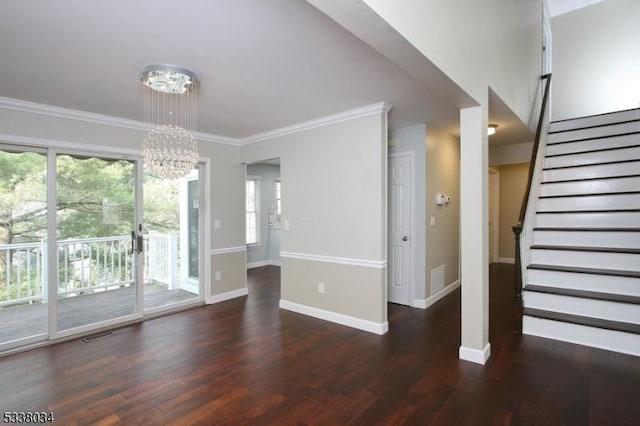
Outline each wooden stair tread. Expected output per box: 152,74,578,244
536,209,640,214
549,107,639,124
533,227,640,232
524,285,640,304
541,173,640,184
548,119,640,135
546,143,640,156
543,158,640,171
539,190,640,198
523,308,640,334
530,245,640,254
527,264,640,278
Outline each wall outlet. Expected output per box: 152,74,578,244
318,282,325,294
430,216,436,227
215,271,222,281
214,219,221,230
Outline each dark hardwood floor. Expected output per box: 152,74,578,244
0,264,638,425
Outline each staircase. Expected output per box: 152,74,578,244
522,107,640,356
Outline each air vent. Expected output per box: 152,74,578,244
82,331,113,343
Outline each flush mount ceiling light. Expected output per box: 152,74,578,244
487,124,498,136
141,65,198,94
141,64,199,179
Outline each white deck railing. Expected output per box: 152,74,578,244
0,233,177,307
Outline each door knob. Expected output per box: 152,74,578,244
402,236,408,241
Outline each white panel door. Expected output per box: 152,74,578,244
388,155,412,305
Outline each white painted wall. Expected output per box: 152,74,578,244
551,0,640,120
490,142,534,167
360,0,543,126
246,163,281,267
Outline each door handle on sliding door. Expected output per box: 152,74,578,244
136,224,144,254
137,234,144,254
131,231,136,254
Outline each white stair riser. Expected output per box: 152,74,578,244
530,249,640,271
545,146,640,169
540,176,640,196
535,212,640,228
523,292,640,323
538,193,640,211
547,133,639,156
523,316,640,356
533,230,640,249
543,161,640,181
549,110,640,133
526,269,640,297
548,121,639,143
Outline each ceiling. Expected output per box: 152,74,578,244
0,0,530,145
546,0,607,17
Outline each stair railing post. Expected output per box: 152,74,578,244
512,223,524,334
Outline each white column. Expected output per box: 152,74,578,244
459,104,490,364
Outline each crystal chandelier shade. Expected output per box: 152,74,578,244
141,65,199,179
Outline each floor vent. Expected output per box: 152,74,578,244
82,331,113,343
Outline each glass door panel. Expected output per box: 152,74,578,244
143,168,200,310
0,147,48,346
56,155,138,332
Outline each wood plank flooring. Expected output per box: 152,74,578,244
0,264,638,425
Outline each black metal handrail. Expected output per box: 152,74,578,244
513,73,552,334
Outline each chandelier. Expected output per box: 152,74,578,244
140,64,199,179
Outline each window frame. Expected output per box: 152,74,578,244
245,176,260,246
274,178,281,224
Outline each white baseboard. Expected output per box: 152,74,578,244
279,299,389,335
498,257,515,264
413,280,460,309
247,260,281,269
459,343,491,365
209,287,248,304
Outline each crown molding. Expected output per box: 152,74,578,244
239,101,393,145
0,97,239,146
0,97,393,147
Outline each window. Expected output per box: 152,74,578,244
246,177,259,245
275,179,281,223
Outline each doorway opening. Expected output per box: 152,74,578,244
245,158,282,296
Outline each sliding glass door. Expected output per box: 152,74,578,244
0,145,204,351
0,145,48,345
55,154,140,333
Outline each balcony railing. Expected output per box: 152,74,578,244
0,233,177,308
